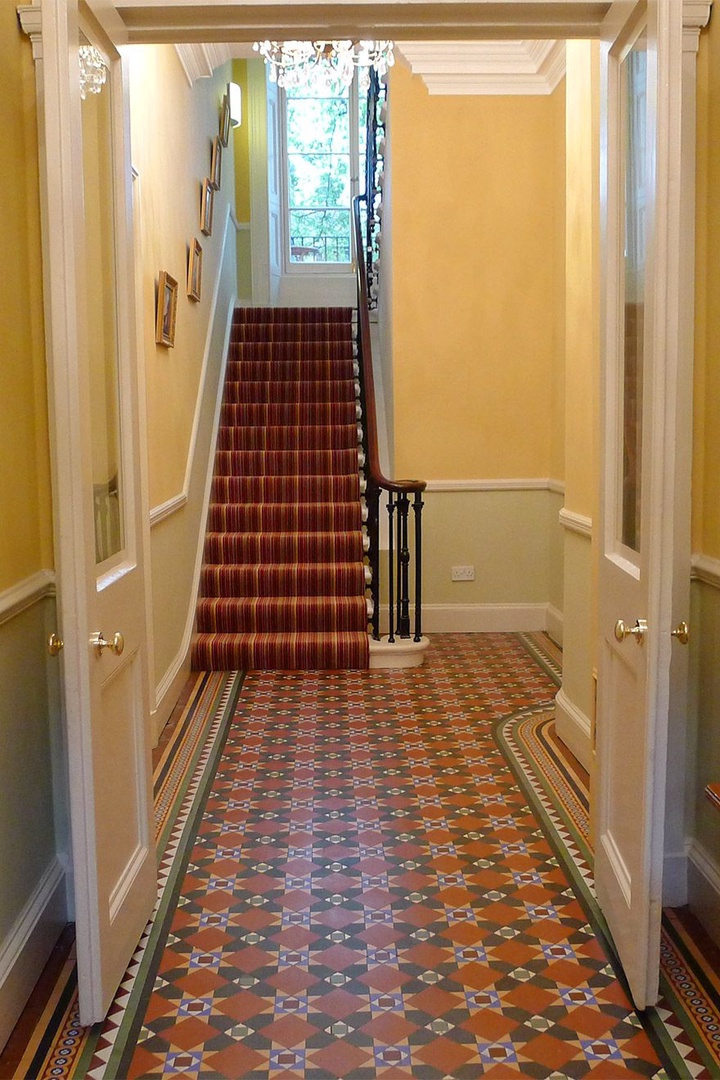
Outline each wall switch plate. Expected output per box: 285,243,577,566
451,565,475,581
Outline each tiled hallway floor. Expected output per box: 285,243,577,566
7,634,720,1078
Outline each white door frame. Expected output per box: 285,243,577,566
19,0,156,1023
20,0,709,1011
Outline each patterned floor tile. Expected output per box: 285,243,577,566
9,635,720,1079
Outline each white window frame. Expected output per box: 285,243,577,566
279,74,362,275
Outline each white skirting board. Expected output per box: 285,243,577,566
422,603,551,634
687,838,720,949
554,687,591,771
0,857,67,1051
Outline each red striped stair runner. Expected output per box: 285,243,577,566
192,306,370,670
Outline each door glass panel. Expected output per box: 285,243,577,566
80,36,124,563
620,37,647,552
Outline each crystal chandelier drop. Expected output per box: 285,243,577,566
78,44,108,99
253,40,394,91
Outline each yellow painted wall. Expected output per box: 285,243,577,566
0,7,53,589
694,9,720,557
389,60,566,481
564,42,600,524
129,47,235,510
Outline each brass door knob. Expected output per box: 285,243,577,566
47,632,64,657
90,631,125,656
671,621,690,645
614,618,648,644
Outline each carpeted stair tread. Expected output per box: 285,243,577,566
192,631,369,670
223,378,358,405
213,449,361,477
207,501,363,533
217,424,361,452
211,474,361,504
230,322,353,343
233,305,353,324
228,341,356,363
194,304,369,671
221,401,360,427
196,595,367,634
225,358,357,382
200,562,367,597
203,531,366,563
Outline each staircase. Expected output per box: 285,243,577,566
192,306,371,671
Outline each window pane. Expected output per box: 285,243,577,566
289,209,351,263
288,153,350,208
287,98,350,154
620,40,647,552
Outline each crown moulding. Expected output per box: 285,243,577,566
394,40,567,95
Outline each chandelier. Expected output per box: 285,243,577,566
78,44,108,99
253,40,394,91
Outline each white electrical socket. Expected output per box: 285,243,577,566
451,565,475,581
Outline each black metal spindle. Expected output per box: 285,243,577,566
367,480,381,640
413,491,424,642
387,492,396,643
396,492,411,637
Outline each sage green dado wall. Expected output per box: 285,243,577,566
420,489,563,632
688,580,720,941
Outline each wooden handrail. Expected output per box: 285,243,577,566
352,195,426,497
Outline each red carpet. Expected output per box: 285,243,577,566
192,307,370,671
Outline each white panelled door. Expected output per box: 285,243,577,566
39,0,155,1024
595,0,685,1009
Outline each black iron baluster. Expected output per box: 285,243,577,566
413,491,424,642
396,492,411,637
367,479,380,640
387,492,396,643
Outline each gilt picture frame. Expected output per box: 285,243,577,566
187,238,202,302
200,177,214,237
155,271,178,347
211,135,222,190
219,93,231,147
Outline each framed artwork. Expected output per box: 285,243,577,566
210,135,222,190
187,238,202,302
200,177,214,237
219,93,231,147
155,271,178,347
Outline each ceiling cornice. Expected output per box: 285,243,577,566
175,42,234,84
395,40,566,95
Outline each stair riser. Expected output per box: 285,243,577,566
196,598,368,633
223,380,357,405
201,564,366,598
233,306,353,325
225,359,356,382
211,476,360,504
203,532,365,564
206,503,363,532
192,632,369,670
213,449,360,477
220,402,359,427
231,323,353,343
216,425,360,452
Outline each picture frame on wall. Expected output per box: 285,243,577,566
200,178,214,237
210,136,222,190
155,271,178,347
187,238,202,302
219,93,231,147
